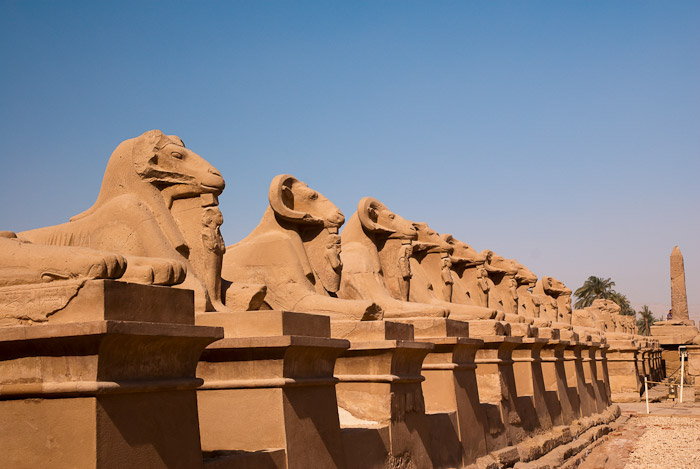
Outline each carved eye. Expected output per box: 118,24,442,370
171,151,184,159
309,192,318,200
388,214,395,220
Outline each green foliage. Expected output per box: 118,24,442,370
573,275,635,315
610,291,635,316
636,305,656,336
573,276,615,309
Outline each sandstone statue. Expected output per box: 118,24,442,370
0,231,129,325
338,197,447,318
481,250,528,323
18,130,232,312
513,262,548,325
440,234,490,307
533,276,572,325
222,175,382,321
406,222,499,320
0,231,126,287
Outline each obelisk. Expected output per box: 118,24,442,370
670,246,689,321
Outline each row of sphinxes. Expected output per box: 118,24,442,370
0,130,626,340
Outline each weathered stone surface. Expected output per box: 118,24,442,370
222,175,381,321
18,131,228,313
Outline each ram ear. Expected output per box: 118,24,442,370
357,197,395,234
132,130,167,181
269,174,323,224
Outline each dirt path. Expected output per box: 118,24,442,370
577,402,700,469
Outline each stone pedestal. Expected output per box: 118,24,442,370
331,321,436,468
195,311,349,469
596,344,612,407
607,339,641,402
686,345,700,385
654,348,665,381
650,320,698,345
640,348,650,381
540,340,576,426
512,338,553,432
396,318,489,467
585,342,608,413
474,336,523,451
535,327,560,340
562,342,583,419
331,320,435,469
0,281,222,469
572,342,598,417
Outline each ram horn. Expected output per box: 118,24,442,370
268,174,324,224
357,197,396,235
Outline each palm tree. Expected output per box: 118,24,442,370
573,276,616,309
637,305,656,336
609,291,635,316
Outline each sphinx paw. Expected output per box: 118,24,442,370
123,257,187,286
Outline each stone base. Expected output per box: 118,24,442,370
195,311,349,469
0,279,196,326
0,319,221,469
651,321,699,345
332,320,436,468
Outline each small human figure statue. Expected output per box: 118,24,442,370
397,240,413,301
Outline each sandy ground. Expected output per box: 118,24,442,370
577,399,700,469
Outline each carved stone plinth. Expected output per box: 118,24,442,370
595,344,612,407
394,317,489,467
562,342,583,419
0,279,197,327
331,320,435,469
607,340,641,402
195,311,349,469
512,338,553,432
638,347,649,380
509,322,534,338
540,340,577,426
585,342,608,413
650,320,698,345
568,342,598,417
467,319,510,338
474,336,523,451
686,345,700,385
0,285,222,469
535,327,560,340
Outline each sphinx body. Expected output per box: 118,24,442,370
533,276,573,328
0,232,126,288
222,175,382,321
440,234,488,307
338,197,447,318
18,130,228,312
406,223,498,320
0,231,129,325
481,251,524,322
578,299,634,339
513,262,549,326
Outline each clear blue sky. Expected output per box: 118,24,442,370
1,1,698,317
